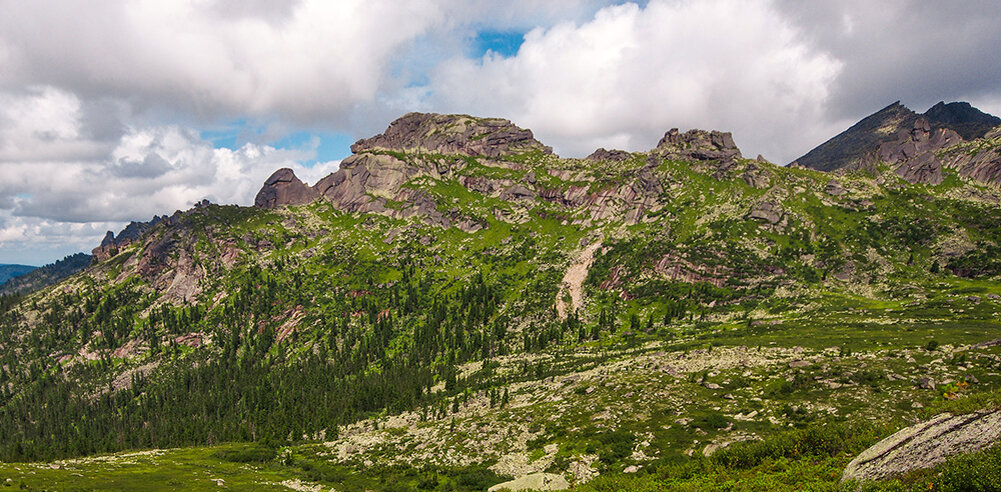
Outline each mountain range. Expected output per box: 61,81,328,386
1,102,1001,490
0,264,36,285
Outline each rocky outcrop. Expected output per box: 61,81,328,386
351,112,552,158
249,115,745,229
92,215,167,261
586,148,632,162
655,128,742,163
878,118,961,185
824,180,846,196
941,126,1001,187
747,199,784,225
134,216,205,302
842,410,1001,483
254,168,318,208
487,473,569,491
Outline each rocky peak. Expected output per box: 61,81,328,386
92,216,166,262
924,101,1001,140
350,112,552,158
254,168,318,209
654,128,742,162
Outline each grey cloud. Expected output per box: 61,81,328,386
777,0,1001,122
111,153,173,179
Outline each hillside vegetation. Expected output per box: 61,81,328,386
2,112,1001,490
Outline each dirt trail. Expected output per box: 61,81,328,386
556,242,602,319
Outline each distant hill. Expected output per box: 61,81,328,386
792,101,1001,172
0,264,36,284
0,253,91,295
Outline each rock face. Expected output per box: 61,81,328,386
878,118,962,185
792,101,999,173
254,168,318,209
841,410,1001,483
487,473,569,491
351,112,552,158
941,126,1001,186
655,128,742,163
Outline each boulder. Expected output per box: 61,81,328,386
747,200,784,225
487,473,569,492
842,410,1001,483
824,180,846,196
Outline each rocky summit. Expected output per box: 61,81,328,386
792,100,1001,181
4,108,1001,491
350,112,552,157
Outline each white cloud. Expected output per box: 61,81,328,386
0,86,345,264
429,0,844,162
0,0,447,124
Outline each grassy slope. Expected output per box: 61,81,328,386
2,148,1001,490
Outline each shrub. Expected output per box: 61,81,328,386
213,443,276,463
934,446,1001,492
694,412,730,431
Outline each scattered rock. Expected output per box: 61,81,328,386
703,382,723,390
917,377,936,390
842,410,1001,483
788,360,810,369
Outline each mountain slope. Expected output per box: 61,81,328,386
2,112,1001,489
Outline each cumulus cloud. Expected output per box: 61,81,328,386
429,0,844,161
0,87,340,264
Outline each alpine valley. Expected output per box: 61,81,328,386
3,104,1001,491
